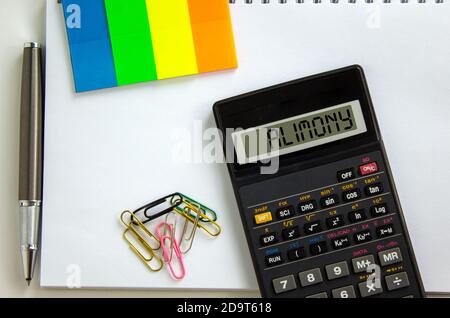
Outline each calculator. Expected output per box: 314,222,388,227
213,66,425,298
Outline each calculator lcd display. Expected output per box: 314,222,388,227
232,100,367,164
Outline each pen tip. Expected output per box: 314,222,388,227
26,279,31,286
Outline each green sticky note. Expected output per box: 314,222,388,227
105,0,157,85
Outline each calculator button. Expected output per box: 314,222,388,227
342,188,361,203
326,215,345,229
298,200,317,214
320,194,339,208
353,230,372,244
304,220,322,235
272,275,297,294
260,232,278,247
325,261,350,280
378,248,403,266
332,285,356,298
310,241,327,256
287,247,305,261
337,168,355,182
365,183,384,197
331,236,350,250
254,211,272,225
376,223,395,238
276,205,295,220
358,280,383,297
348,209,367,223
306,292,328,298
370,203,389,217
359,162,379,176
265,253,283,267
282,226,301,241
352,255,375,273
298,268,323,287
385,272,410,291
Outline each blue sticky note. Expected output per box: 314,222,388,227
62,0,117,92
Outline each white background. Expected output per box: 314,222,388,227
0,0,258,298
1,0,449,298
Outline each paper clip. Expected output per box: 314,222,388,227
174,193,218,222
163,211,178,262
132,193,183,224
178,201,201,254
155,222,186,280
120,210,163,272
173,194,222,237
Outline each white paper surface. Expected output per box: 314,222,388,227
42,1,450,291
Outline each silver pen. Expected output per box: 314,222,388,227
19,42,44,286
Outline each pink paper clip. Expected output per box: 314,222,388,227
155,222,186,280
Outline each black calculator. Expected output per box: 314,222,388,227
213,66,425,298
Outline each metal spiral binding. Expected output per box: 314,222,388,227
229,0,444,3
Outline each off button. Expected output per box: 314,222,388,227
337,168,355,182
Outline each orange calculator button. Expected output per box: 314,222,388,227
255,212,273,225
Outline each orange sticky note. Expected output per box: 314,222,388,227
187,0,238,74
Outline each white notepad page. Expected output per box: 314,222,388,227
42,1,450,292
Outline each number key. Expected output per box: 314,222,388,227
325,261,350,280
298,268,323,287
272,275,297,294
332,285,356,298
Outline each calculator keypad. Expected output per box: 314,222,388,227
239,151,422,298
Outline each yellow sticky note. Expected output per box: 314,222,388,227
146,0,198,79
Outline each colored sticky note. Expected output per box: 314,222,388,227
146,0,198,79
62,0,117,92
104,0,157,85
62,0,237,92
187,0,238,73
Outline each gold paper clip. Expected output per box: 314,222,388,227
120,210,163,272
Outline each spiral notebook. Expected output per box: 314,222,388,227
42,1,450,292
